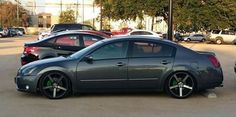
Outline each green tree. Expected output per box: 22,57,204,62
95,0,236,31
59,10,76,24
0,1,30,27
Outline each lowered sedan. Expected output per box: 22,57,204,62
15,36,223,99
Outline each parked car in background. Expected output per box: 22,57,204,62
21,31,106,65
208,30,236,44
111,27,133,36
7,28,17,37
184,34,207,42
125,30,161,38
15,27,26,35
15,36,223,99
38,23,96,40
174,33,184,41
14,28,23,36
0,28,7,38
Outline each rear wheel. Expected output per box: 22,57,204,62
187,38,191,42
165,72,195,99
0,34,2,38
201,38,206,42
215,37,223,44
39,71,71,99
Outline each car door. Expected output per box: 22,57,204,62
76,41,129,89
53,34,84,56
128,41,175,89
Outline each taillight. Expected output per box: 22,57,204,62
208,55,220,68
24,47,38,54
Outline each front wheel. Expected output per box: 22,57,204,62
39,71,71,99
165,72,195,99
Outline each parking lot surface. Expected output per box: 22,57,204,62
0,36,236,117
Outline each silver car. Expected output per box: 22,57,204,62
184,34,207,42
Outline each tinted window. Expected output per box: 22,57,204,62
130,31,143,35
55,35,80,46
141,31,153,35
131,41,174,58
90,42,128,60
221,30,229,35
82,25,94,30
212,30,221,34
0,28,3,31
83,35,103,47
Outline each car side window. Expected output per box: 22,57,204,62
90,42,128,60
83,35,103,47
82,25,94,30
221,31,229,35
55,35,80,46
141,31,153,35
131,41,174,58
130,31,142,35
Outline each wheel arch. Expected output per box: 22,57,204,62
160,66,200,91
36,66,75,94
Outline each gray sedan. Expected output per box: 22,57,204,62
15,36,223,99
184,34,207,42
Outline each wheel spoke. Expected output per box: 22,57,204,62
183,85,193,90
173,75,180,82
57,76,63,83
182,74,189,82
57,86,67,91
179,87,183,97
43,86,53,90
53,88,57,98
170,85,179,89
48,75,54,82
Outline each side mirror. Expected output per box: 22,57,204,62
83,55,93,63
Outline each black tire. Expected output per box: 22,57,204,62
165,72,195,99
0,34,2,38
201,38,206,42
39,71,71,99
187,38,191,42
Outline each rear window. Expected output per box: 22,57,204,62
0,28,3,31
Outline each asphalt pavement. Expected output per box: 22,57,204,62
0,36,236,117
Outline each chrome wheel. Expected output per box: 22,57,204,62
40,72,70,99
166,72,195,99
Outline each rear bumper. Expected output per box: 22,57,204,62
21,54,39,65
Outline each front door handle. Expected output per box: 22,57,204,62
161,60,171,65
117,62,125,67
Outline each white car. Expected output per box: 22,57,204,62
208,30,236,44
126,30,161,38
38,31,50,40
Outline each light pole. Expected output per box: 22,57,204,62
168,0,173,41
15,0,20,26
82,0,84,23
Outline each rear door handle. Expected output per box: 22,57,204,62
117,62,125,67
161,60,171,65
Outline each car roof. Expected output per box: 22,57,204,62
101,35,177,45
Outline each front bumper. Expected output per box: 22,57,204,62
15,75,38,93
